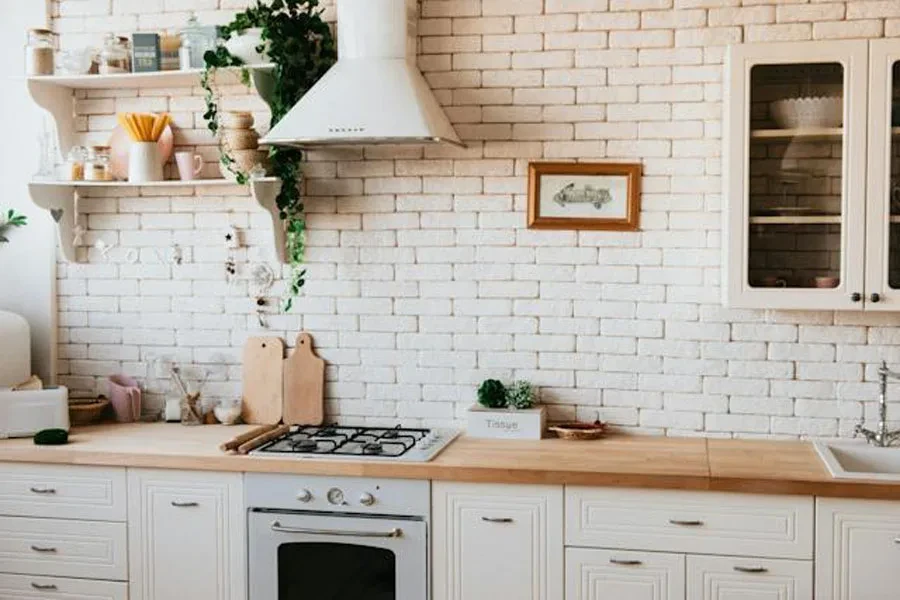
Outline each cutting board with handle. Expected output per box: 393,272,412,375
282,333,325,426
241,336,285,425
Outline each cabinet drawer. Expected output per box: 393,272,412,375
687,555,813,599
566,547,685,600
566,487,813,559
0,516,127,581
0,463,126,521
0,573,127,600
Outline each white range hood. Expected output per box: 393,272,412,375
260,0,463,149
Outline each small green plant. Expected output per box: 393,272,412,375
0,209,27,244
477,379,508,409
506,380,536,410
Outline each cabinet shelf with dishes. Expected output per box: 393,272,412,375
749,215,843,225
749,126,900,141
26,65,288,264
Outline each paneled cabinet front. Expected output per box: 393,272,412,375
127,469,246,600
686,555,813,600
432,481,564,600
566,548,685,600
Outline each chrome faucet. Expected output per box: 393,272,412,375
855,362,900,447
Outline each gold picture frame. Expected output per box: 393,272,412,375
527,162,642,231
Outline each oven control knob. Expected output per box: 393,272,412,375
359,492,376,507
327,488,345,506
296,489,313,503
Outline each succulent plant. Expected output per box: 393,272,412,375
506,380,536,410
477,379,507,409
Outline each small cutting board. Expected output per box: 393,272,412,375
241,336,285,425
282,333,325,426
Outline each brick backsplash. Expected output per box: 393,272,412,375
51,0,900,437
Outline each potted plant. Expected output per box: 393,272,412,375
467,379,547,440
0,209,27,244
201,0,336,311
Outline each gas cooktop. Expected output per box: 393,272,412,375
251,425,460,462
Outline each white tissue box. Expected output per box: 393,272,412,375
467,405,546,440
0,386,70,439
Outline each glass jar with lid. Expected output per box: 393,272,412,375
67,146,87,181
84,146,112,182
98,34,129,75
25,28,55,76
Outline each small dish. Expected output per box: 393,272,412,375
550,420,607,441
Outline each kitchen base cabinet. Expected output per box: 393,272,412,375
127,469,245,600
566,548,685,600
687,555,813,600
432,481,563,600
816,498,900,600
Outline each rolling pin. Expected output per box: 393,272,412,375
219,424,278,453
237,424,290,455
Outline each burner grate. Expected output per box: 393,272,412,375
255,425,431,458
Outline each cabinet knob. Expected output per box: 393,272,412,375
872,293,882,303
851,293,862,302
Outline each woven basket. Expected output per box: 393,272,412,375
68,399,110,427
550,421,607,441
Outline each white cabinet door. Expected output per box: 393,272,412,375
816,498,900,600
127,469,245,600
566,548,684,600
687,555,812,600
432,481,563,600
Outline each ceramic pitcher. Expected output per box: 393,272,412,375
107,374,141,422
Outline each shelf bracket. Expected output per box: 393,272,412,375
28,80,75,158
250,178,287,263
28,183,81,263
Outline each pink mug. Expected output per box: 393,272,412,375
175,152,203,181
107,374,141,422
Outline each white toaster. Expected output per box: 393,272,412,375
0,386,70,439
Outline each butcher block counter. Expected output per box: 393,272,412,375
0,423,898,500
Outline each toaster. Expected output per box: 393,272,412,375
0,386,69,439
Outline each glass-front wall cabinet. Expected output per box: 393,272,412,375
726,40,868,310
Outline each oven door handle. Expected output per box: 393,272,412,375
270,520,403,539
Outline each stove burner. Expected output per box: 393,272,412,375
291,439,318,452
362,442,384,455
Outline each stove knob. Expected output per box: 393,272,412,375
296,489,313,503
359,492,376,507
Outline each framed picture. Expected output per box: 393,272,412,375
527,162,642,231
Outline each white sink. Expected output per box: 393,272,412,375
814,441,900,481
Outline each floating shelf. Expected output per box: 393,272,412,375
25,64,274,90
29,177,286,264
749,215,842,225
750,127,844,141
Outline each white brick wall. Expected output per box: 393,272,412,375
50,0,900,437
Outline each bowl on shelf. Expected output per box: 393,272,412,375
68,397,110,426
769,96,843,129
218,150,270,181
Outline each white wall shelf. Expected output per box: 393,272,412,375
25,64,273,90
29,177,286,264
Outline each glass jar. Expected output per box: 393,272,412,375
25,28,55,76
67,146,86,181
84,146,112,181
98,34,129,75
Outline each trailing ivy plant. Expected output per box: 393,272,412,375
0,209,27,244
202,0,336,311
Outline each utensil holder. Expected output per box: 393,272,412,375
128,142,163,183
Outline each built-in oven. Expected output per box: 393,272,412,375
246,473,430,600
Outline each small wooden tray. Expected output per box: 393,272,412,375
550,421,607,441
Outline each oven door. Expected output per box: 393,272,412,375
249,510,427,600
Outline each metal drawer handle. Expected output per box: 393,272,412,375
271,521,402,538
894,537,900,544
733,566,769,574
31,583,58,591
171,501,199,508
481,517,514,524
29,487,57,495
669,519,704,527
609,559,643,566
30,545,58,553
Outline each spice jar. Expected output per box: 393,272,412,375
25,28,55,76
67,146,86,181
84,146,112,181
98,34,129,75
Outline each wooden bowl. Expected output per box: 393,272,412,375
68,398,110,427
550,421,608,441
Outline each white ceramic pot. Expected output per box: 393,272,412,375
224,28,270,65
128,142,164,183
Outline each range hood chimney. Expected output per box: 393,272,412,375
260,0,463,149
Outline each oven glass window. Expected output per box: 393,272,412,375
277,542,396,599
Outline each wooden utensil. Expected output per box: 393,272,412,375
282,333,325,426
237,424,290,455
219,423,278,453
241,336,285,425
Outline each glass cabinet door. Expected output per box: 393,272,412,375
725,41,868,310
865,40,900,311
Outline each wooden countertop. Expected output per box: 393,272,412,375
0,423,898,499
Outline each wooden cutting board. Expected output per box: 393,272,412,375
282,333,325,426
241,336,285,425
